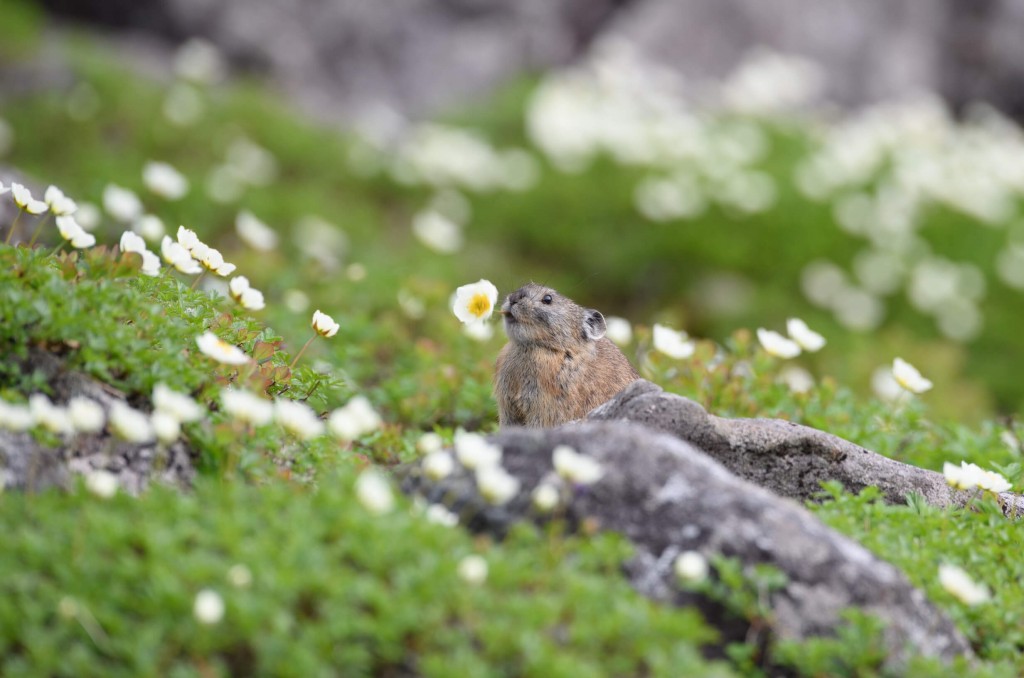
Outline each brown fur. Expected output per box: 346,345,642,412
494,283,640,427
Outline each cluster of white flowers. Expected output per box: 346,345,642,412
942,461,1011,494
355,468,395,515
220,388,274,426
228,276,266,311
328,396,382,441
119,231,161,276
756,318,826,359
938,563,990,606
652,323,695,359
552,445,604,486
273,398,325,440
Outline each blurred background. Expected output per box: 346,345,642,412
4,0,1024,422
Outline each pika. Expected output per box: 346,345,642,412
494,283,640,427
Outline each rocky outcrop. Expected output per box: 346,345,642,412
401,420,973,668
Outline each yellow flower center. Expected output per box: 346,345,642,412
468,293,491,318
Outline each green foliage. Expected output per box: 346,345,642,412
0,474,729,677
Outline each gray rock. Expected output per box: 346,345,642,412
588,380,1024,515
401,421,972,666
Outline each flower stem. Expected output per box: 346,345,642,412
189,269,207,291
289,334,316,370
4,209,23,245
28,213,52,248
50,242,65,257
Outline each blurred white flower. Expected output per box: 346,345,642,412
281,289,309,314
143,161,189,200
455,431,502,470
652,324,695,359
328,396,383,441
475,465,521,505
311,309,339,338
756,328,801,359
193,589,225,625
274,398,325,440
119,230,161,276
397,289,426,320
163,83,204,126
786,318,826,352
195,245,236,277
44,185,77,216
160,236,202,274
417,432,444,455
674,551,709,584
103,184,143,222
227,564,253,588
531,483,560,512
235,210,278,251
226,137,278,187
175,39,226,85
228,276,265,311
871,365,903,402
978,468,1012,494
355,469,395,515
346,263,367,282
176,225,202,252
938,564,990,606
295,215,347,270
132,214,166,243
74,202,101,231
457,554,488,586
462,320,494,342
0,399,34,431
108,402,155,443
29,394,72,435
604,316,633,346
425,504,459,527
85,470,119,499
552,445,604,485
412,209,463,253
56,216,96,249
453,279,498,324
422,450,455,481
892,357,933,394
68,396,105,434
943,461,981,491
779,365,814,394
11,183,47,214
195,331,250,365
220,388,273,426
153,383,204,423
151,410,182,444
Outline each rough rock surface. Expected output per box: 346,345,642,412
0,350,195,494
589,380,1024,515
401,421,972,667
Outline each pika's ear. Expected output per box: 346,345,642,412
583,309,607,341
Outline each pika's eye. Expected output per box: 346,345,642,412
542,294,553,305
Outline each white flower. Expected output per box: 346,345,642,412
74,202,101,230
228,276,265,311
938,564,990,606
943,461,983,491
227,564,252,588
652,324,695,359
531,483,560,512
132,214,166,242
195,331,250,365
143,161,189,200
220,388,273,426
175,39,226,84
417,432,444,455
893,357,933,394
151,410,181,444
85,470,119,499
756,328,802,359
604,316,633,346
160,236,202,274
0,400,34,431
284,289,309,313
311,309,339,338
56,216,96,249
103,184,143,222
108,402,155,443
422,450,455,481
273,398,325,440
346,263,367,282
44,185,77,216
475,465,521,505
153,383,204,423
29,394,72,435
454,431,502,470
552,445,604,485
674,551,709,584
355,469,394,515
196,245,236,277
786,318,826,352
176,224,202,252
119,231,161,276
235,210,278,251
457,555,488,586
327,396,382,441
193,589,225,625
779,365,814,394
412,209,463,253
67,396,105,434
977,469,1011,494
462,320,494,342
453,279,498,324
425,504,459,527
11,183,47,214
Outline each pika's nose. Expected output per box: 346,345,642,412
506,289,526,307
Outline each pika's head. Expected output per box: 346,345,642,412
500,283,607,348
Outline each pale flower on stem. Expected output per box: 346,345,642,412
355,469,395,515
453,279,498,325
103,184,143,223
273,398,325,440
160,236,202,275
143,161,189,200
786,318,826,352
195,331,250,366
44,185,77,216
938,564,990,606
892,357,933,394
757,328,802,359
652,324,695,359
220,388,273,426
